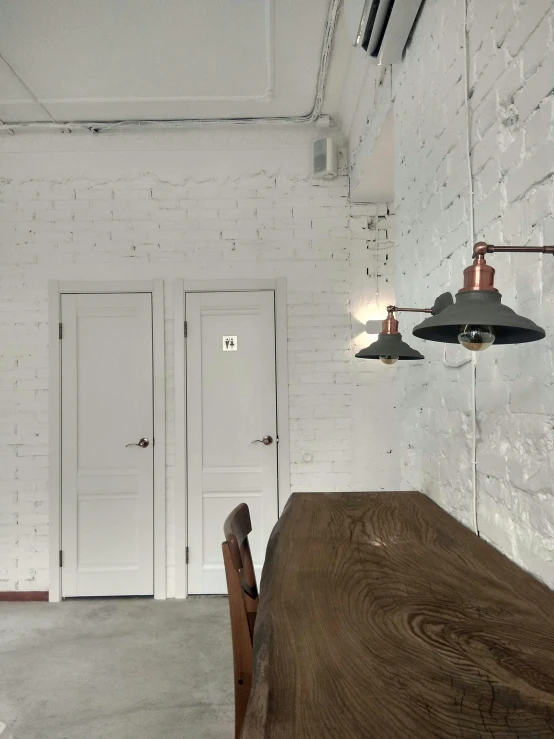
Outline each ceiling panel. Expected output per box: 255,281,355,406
0,0,332,123
0,56,50,122
0,102,50,122
0,56,34,100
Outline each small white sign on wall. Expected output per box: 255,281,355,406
222,336,238,351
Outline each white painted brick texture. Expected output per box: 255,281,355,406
0,130,399,594
350,0,554,585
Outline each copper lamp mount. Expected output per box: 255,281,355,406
461,242,554,293
381,305,433,335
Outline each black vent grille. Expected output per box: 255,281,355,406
362,0,396,58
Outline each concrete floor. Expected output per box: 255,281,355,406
0,598,234,739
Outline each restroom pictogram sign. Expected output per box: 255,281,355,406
222,336,238,351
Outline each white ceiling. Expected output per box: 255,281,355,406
0,0,336,124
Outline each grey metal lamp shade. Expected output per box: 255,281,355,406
355,332,424,360
412,290,545,344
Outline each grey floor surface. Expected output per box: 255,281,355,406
0,598,234,739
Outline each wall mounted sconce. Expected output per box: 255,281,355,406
412,242,553,351
356,293,454,364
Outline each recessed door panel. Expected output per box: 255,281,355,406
61,293,154,597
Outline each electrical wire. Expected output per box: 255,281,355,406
463,0,479,536
471,353,479,535
442,344,471,368
441,0,478,535
463,0,475,250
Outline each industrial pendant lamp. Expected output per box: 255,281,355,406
412,242,553,351
356,293,454,364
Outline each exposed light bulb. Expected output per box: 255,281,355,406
379,355,399,365
458,325,495,351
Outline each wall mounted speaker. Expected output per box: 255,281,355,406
313,138,338,179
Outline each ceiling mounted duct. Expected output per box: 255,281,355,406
345,0,424,65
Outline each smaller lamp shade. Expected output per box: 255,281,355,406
412,290,545,345
356,294,453,362
355,332,424,360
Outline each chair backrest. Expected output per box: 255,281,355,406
222,503,259,739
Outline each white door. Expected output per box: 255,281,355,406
186,291,279,594
60,293,154,597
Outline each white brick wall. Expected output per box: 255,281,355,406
0,128,400,594
348,0,554,586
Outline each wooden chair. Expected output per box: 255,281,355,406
222,503,259,739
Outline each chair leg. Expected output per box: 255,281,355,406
234,677,253,739
223,542,254,739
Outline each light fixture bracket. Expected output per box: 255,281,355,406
382,292,454,332
472,241,554,258
461,242,554,294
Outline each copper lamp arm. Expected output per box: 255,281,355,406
387,305,433,314
473,242,554,257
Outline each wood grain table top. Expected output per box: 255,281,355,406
241,492,554,739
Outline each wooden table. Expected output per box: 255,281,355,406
241,492,554,738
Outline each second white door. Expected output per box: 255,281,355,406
186,291,279,594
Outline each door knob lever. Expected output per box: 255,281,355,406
251,436,273,446
126,438,150,448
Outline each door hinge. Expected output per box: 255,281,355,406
184,321,188,338
186,546,189,564
59,323,63,340
59,550,63,568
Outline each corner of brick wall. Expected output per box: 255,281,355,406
389,0,554,586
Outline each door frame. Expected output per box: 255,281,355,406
48,280,166,602
173,278,290,599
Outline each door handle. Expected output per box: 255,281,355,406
251,436,273,446
126,438,150,448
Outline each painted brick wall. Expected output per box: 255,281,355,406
348,0,554,585
0,128,399,594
